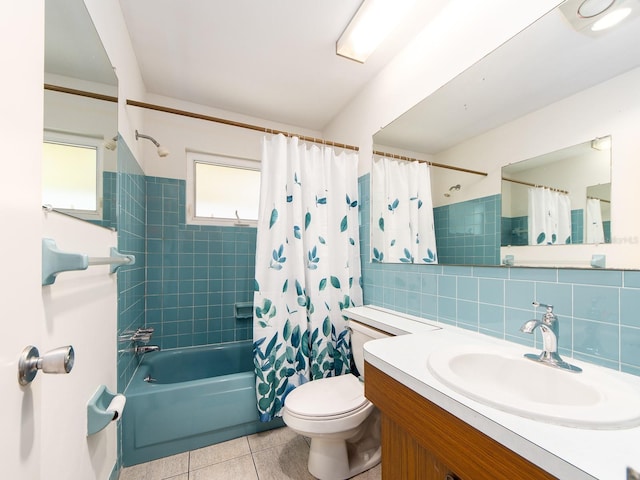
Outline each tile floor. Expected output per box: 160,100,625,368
119,426,381,480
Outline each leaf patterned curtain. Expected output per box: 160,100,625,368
371,156,438,264
253,134,363,422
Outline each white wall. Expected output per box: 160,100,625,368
0,2,45,478
0,1,121,478
140,93,323,180
41,212,118,480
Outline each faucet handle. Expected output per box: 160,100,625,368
532,301,553,312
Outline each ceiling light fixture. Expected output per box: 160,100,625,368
591,135,612,151
336,0,415,63
560,0,638,33
591,6,632,30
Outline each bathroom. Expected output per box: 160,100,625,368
3,0,640,479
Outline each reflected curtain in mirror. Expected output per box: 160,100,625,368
371,157,437,264
527,187,572,245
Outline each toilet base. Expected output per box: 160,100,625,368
306,410,381,480
308,437,381,480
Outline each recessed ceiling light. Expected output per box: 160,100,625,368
578,0,615,18
560,0,638,33
591,6,632,30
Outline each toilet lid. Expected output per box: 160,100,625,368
285,374,368,418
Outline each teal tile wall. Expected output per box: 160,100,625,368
571,209,584,243
117,139,147,392
359,174,640,376
144,176,255,350
433,195,500,265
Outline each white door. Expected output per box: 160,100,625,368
0,2,45,478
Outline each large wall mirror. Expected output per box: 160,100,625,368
372,0,640,269
44,0,118,229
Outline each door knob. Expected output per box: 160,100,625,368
18,345,75,385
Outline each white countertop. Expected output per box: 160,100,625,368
344,306,640,480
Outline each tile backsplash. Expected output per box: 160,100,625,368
359,174,640,376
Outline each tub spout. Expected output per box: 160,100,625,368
135,345,160,355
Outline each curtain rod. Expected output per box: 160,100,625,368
587,195,611,204
502,177,568,195
126,99,359,152
373,150,488,177
44,84,118,103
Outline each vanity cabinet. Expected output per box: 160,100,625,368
365,362,556,480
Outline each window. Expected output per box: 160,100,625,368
187,151,261,226
42,131,103,220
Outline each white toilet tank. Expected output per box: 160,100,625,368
349,320,392,379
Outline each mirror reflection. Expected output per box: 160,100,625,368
44,0,118,229
501,137,611,247
372,2,640,268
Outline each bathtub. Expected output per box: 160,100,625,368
122,341,283,466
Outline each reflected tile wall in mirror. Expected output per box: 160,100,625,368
358,174,640,377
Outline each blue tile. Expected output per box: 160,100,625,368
558,269,622,287
438,276,456,298
478,303,504,333
532,282,572,317
509,268,556,282
620,288,640,328
505,280,535,309
621,326,640,367
457,300,478,328
573,318,619,362
457,276,478,301
479,278,504,305
437,296,456,322
625,271,640,288
421,273,438,295
573,285,619,324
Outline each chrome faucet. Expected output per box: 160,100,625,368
135,345,160,355
520,302,582,373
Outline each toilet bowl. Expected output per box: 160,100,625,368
282,320,390,480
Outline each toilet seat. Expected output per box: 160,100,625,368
285,374,369,420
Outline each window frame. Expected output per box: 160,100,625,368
42,130,104,221
186,151,261,227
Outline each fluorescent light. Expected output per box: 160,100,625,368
591,6,632,30
336,0,415,63
591,136,612,151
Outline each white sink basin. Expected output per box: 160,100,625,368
427,345,640,429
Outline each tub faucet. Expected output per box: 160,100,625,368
135,345,160,355
520,302,581,373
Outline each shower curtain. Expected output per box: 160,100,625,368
253,134,363,422
528,187,572,245
586,198,605,243
371,156,437,264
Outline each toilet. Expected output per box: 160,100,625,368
282,319,391,480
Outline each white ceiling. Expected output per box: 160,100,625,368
118,0,449,131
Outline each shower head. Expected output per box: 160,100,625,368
135,130,170,157
104,135,118,151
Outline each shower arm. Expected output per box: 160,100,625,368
135,130,161,147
